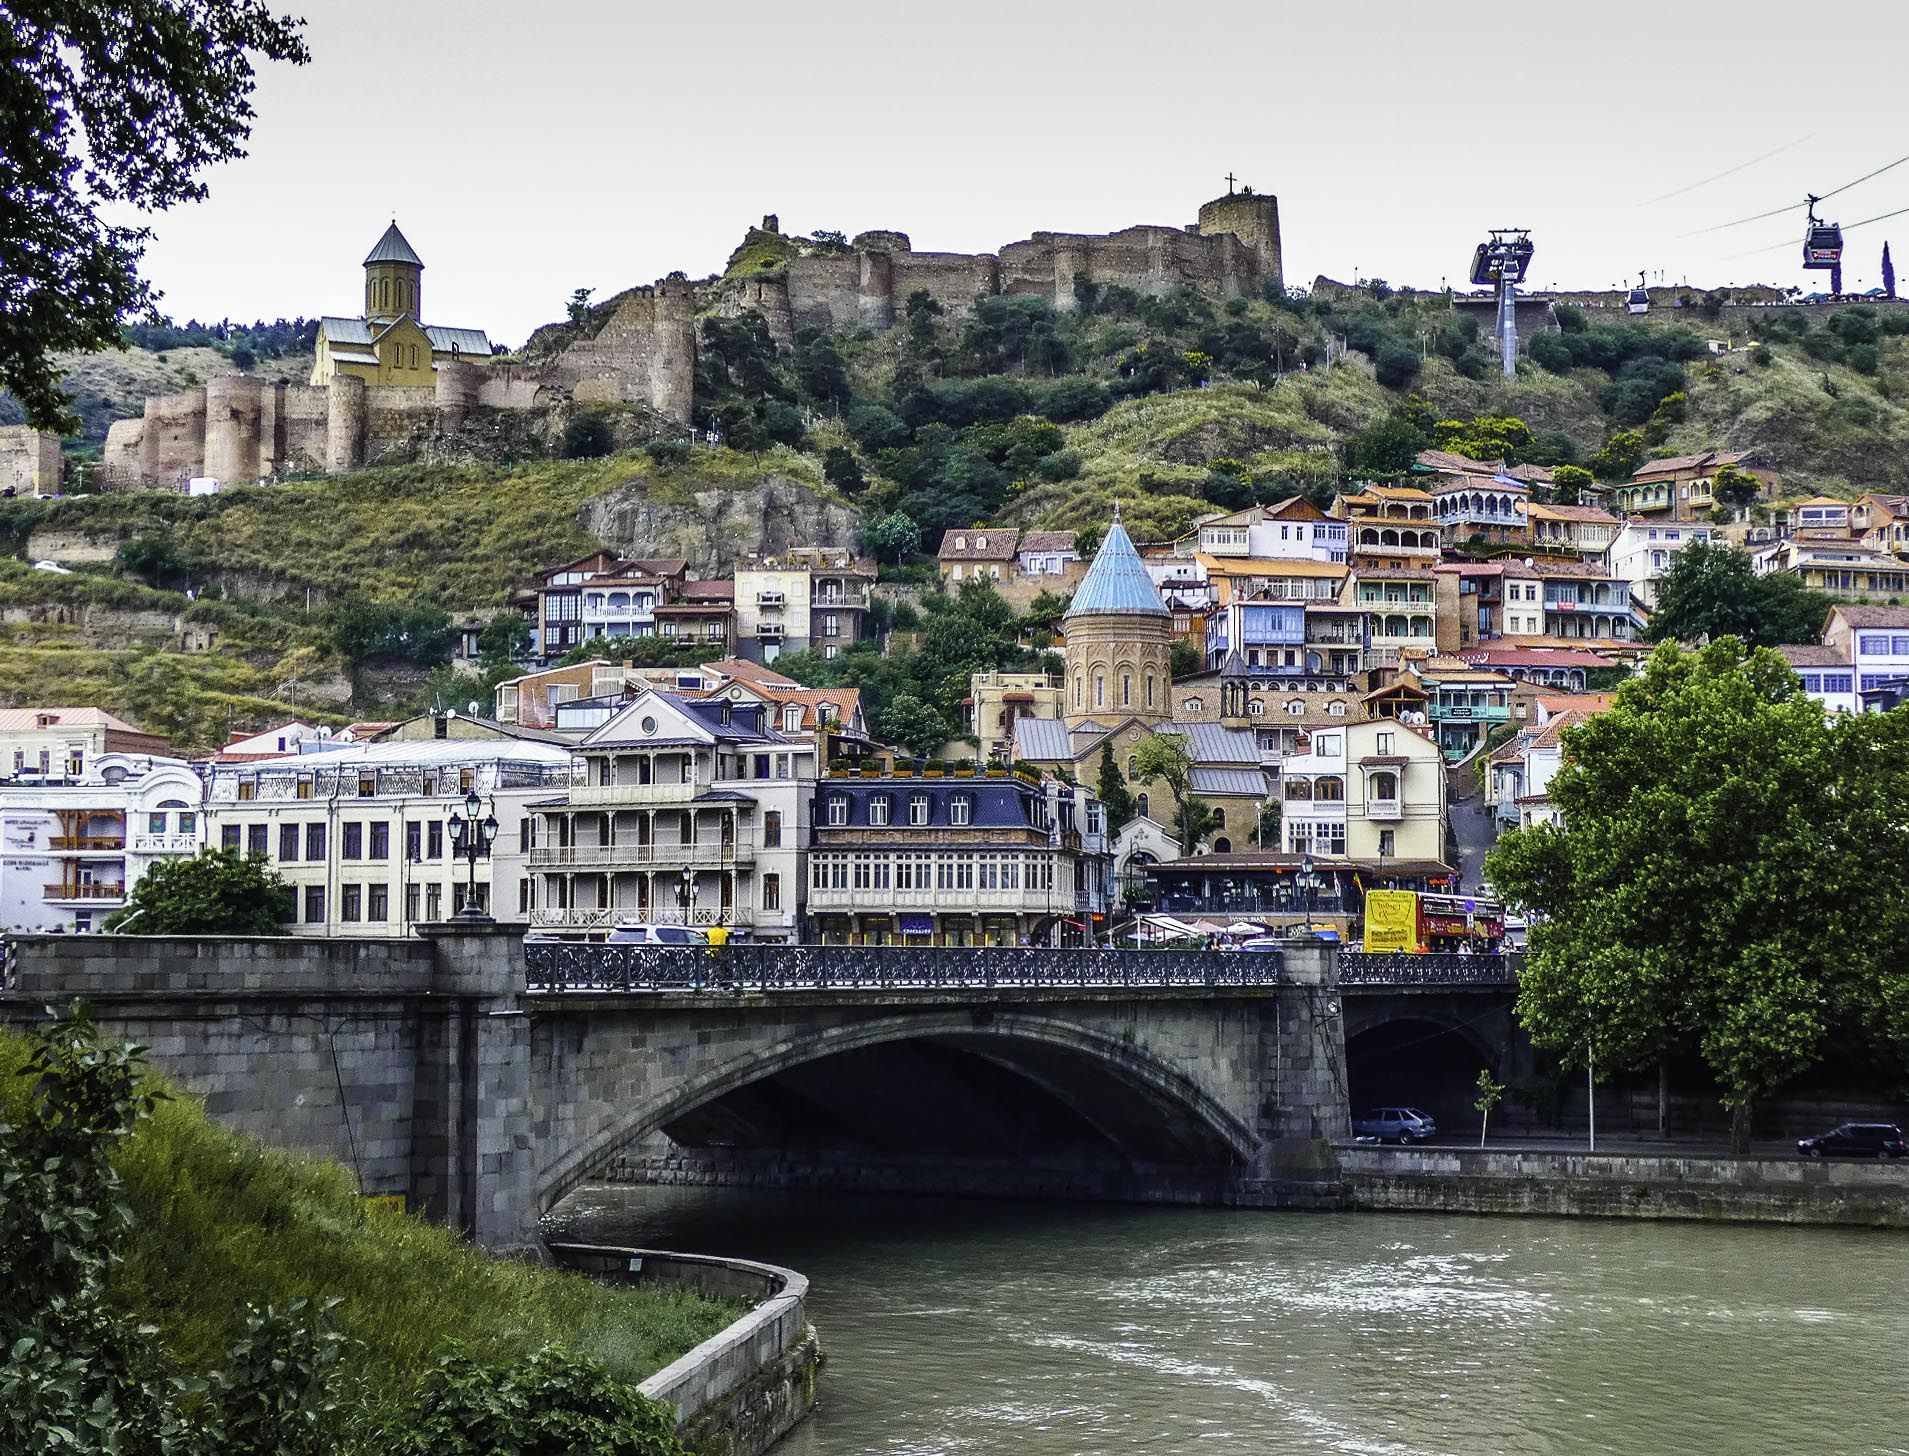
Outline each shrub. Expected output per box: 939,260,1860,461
644,439,691,471
562,413,614,459
1374,343,1421,390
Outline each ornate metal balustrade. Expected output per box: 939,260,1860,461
523,943,1286,994
1337,951,1520,986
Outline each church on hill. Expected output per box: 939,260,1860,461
1011,508,1272,855
309,222,495,387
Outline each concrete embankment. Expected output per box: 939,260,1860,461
548,1243,818,1456
1336,1145,1909,1227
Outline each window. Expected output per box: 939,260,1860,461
405,884,420,923
950,795,972,826
425,884,442,920
247,824,267,856
827,796,849,826
1376,731,1395,755
303,886,326,923
823,614,839,637
870,795,891,826
909,794,930,826
764,810,782,847
357,774,375,798
1137,792,1149,818
237,780,256,802
1127,754,1137,778
1095,675,1105,708
1086,802,1103,834
279,823,300,861
427,821,443,859
1378,829,1396,857
784,705,803,732
369,822,389,860
148,811,168,835
342,822,363,860
221,825,242,852
304,822,325,860
341,885,362,922
1122,673,1132,706
1183,696,1203,712
763,873,781,910
368,884,389,921
180,812,196,836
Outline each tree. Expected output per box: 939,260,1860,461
1257,800,1282,850
1710,463,1762,518
859,510,921,565
878,692,948,758
1432,415,1533,464
106,848,294,934
1096,742,1136,835
1168,638,1204,679
1646,542,1830,648
563,412,614,459
1550,464,1594,506
566,287,594,326
330,594,455,667
1474,1069,1506,1147
2,2,308,430
1132,732,1206,852
1342,412,1428,477
475,612,531,668
1588,429,1647,482
1484,641,1874,1151
822,445,865,494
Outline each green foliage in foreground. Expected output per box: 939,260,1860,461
1486,641,1909,1149
105,849,294,934
0,1009,729,1451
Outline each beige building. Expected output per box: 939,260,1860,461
969,672,1066,763
1343,718,1445,864
0,708,172,780
204,739,572,935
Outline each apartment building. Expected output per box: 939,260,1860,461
1343,718,1446,863
1431,474,1528,544
1525,502,1622,559
1341,485,1441,570
1501,561,1644,646
0,707,172,779
0,754,202,933
1417,658,1516,760
1777,645,1859,714
1606,518,1722,610
1753,538,1909,603
1351,568,1440,660
968,671,1066,764
807,769,1110,946
1613,450,1767,521
204,739,571,936
529,690,814,942
516,553,690,663
733,547,876,663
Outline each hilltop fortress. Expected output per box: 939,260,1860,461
94,191,1282,493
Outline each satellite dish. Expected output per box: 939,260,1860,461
446,707,458,719
468,700,481,716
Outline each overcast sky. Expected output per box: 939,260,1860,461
133,0,1909,345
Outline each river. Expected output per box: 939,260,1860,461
549,1185,1909,1456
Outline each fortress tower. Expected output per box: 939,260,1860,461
1197,188,1283,296
364,220,424,323
1063,507,1173,729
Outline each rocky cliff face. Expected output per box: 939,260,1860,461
578,471,858,575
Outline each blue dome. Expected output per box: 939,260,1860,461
1066,513,1168,619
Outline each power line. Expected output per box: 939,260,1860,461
1682,151,1909,237
1640,134,1811,206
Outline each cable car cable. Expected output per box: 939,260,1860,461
1640,134,1812,206
1681,151,1909,237
1721,200,1909,261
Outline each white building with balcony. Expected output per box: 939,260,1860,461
204,740,572,936
0,755,204,933
529,689,814,941
1344,718,1445,865
1606,519,1722,611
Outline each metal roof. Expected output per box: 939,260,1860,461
425,325,493,356
1172,721,1261,765
1188,766,1270,797
1066,514,1168,619
319,315,373,345
364,221,423,268
1013,717,1080,761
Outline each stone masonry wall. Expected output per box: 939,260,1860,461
0,425,63,495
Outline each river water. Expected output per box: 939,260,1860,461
550,1185,1909,1456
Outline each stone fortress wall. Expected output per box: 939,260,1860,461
0,425,64,496
93,190,1283,492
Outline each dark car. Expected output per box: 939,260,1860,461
1797,1122,1907,1159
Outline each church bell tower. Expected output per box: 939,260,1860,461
363,220,424,323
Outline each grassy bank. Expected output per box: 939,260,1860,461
0,1024,739,1417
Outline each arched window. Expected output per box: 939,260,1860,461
1212,837,1231,853
1146,674,1155,708
1328,700,1347,717
1249,698,1265,716
1122,673,1132,706
1074,679,1083,709
1286,700,1305,717
1127,754,1137,778
1136,792,1149,819
1183,696,1203,712
1095,674,1105,708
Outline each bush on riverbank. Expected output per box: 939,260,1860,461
0,1009,734,1448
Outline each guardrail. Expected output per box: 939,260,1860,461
524,943,1286,993
1338,950,1519,986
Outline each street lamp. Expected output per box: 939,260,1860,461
678,863,696,925
446,788,499,921
1294,853,1323,934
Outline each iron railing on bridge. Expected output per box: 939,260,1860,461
522,942,1286,994
1338,950,1520,986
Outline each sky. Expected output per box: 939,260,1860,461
132,0,1909,346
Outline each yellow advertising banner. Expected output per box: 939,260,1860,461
1362,890,1420,953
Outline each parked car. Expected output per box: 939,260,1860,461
1797,1122,1906,1159
1353,1107,1437,1144
30,560,73,574
606,922,708,946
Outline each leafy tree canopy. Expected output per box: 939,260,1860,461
105,848,294,934
2,1,309,430
1485,640,1908,1147
1645,542,1830,648
1096,741,1137,834
877,691,948,758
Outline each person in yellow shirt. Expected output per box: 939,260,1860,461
705,924,730,952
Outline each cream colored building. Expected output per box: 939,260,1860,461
1342,718,1445,864
203,739,572,935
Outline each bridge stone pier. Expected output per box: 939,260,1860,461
2,930,1358,1250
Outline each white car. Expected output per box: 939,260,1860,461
606,923,708,945
31,560,73,574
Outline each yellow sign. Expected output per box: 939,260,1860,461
1363,890,1421,953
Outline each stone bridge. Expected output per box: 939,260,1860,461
0,931,1518,1250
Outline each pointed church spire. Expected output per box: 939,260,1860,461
1066,509,1167,619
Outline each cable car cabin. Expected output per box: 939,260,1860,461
1627,286,1650,315
1468,243,1492,287
1804,220,1844,269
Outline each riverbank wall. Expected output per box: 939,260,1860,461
1336,1145,1909,1227
547,1243,818,1456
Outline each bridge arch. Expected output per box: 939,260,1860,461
1343,1005,1506,1137
535,1009,1260,1212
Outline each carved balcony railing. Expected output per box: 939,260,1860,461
523,943,1285,994
1337,951,1520,986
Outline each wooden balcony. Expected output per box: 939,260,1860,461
43,883,126,901
530,841,756,868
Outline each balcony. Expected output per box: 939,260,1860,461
565,780,700,807
757,622,786,639
50,834,125,850
756,591,785,608
43,883,126,901
1365,799,1403,821
530,905,740,930
530,841,757,868
130,832,200,854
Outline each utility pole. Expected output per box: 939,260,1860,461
1587,1045,1597,1153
